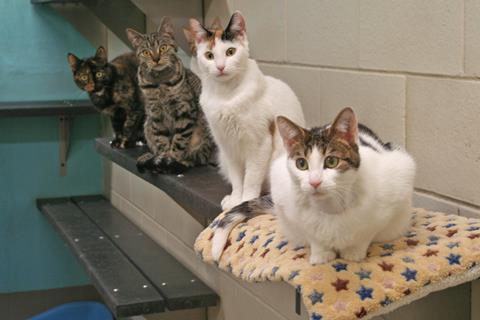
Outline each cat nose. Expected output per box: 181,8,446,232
217,65,225,72
309,180,322,189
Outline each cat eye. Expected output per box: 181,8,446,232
141,50,150,57
226,47,236,56
204,51,214,60
295,158,309,171
95,71,104,78
324,156,340,169
160,45,168,53
80,75,88,81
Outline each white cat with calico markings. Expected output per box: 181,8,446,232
211,108,415,264
189,12,305,210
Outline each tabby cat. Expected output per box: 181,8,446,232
211,108,416,264
126,17,214,174
68,47,145,148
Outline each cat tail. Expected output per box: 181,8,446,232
211,195,273,261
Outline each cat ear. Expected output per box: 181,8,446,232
95,46,107,64
330,107,358,144
67,53,80,72
210,17,222,30
225,11,246,40
126,28,144,49
277,116,306,153
183,27,197,55
158,16,174,37
189,18,214,44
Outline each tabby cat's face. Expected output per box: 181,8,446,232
189,12,249,82
67,47,113,93
277,108,361,199
126,17,180,82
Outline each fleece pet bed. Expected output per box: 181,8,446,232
194,209,480,320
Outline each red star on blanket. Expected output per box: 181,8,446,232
423,249,439,257
331,278,349,291
378,261,394,272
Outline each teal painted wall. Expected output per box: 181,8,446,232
0,1,102,292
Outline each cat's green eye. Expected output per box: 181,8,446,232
324,156,339,169
226,47,236,56
204,51,214,60
95,71,104,78
141,50,150,57
80,75,88,81
160,45,168,53
295,158,309,171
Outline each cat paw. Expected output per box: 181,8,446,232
154,157,188,174
340,247,368,262
221,194,242,210
119,139,137,149
136,152,155,172
110,138,122,148
309,250,336,265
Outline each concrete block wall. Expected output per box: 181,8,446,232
101,1,480,319
204,0,480,216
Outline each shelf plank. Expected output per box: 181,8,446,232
72,195,218,310
0,100,97,117
95,138,227,226
37,198,165,317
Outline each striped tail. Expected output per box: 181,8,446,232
211,195,273,261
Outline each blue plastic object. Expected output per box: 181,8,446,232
29,301,113,320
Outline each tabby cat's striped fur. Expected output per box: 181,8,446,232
126,17,215,173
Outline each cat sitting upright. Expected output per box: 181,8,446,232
68,47,145,148
126,17,215,174
210,108,416,264
189,12,305,210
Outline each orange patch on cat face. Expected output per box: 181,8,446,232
207,29,225,49
85,83,94,92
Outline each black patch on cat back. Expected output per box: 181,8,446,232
358,123,392,151
359,136,379,152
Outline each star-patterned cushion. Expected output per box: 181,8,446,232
194,209,480,320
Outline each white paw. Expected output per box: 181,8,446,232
340,248,367,262
309,250,336,265
221,194,242,210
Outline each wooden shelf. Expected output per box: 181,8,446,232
0,100,96,117
31,0,146,49
37,196,218,317
95,138,227,226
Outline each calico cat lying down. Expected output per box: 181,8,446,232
68,47,145,148
211,108,416,264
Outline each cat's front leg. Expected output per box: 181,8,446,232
339,240,371,262
309,242,336,265
143,119,170,171
242,137,272,202
109,107,127,148
219,150,243,210
120,105,144,149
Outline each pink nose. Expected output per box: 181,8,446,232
309,180,321,189
217,65,225,72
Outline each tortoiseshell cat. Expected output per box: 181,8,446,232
68,47,145,148
126,17,214,173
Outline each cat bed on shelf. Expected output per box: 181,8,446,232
194,208,480,320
